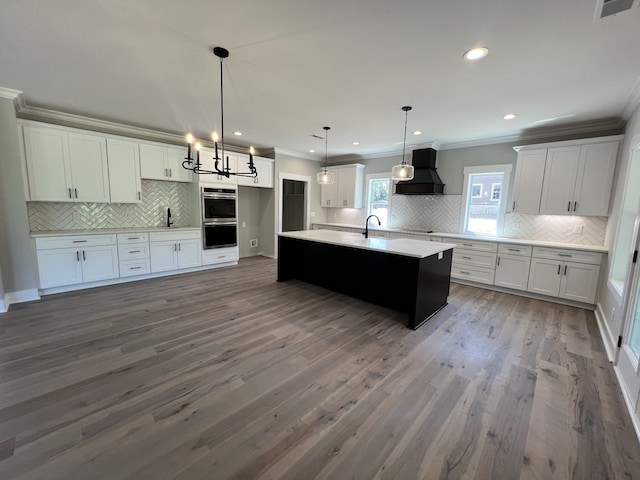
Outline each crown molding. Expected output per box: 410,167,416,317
330,140,442,163
0,87,22,100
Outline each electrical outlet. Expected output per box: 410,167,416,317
241,221,246,228
612,307,616,321
310,211,315,217
573,224,584,234
513,222,520,232
250,239,258,248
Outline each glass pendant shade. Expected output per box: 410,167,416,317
391,163,415,181
317,169,335,185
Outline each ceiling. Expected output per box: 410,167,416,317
1,0,639,159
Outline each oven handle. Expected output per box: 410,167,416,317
202,193,237,200
203,220,237,226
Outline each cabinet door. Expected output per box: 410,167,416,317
150,242,178,272
236,153,256,186
37,248,83,288
320,179,338,207
140,144,168,180
512,149,546,214
166,147,193,183
573,142,618,216
176,239,201,269
527,258,562,297
23,125,73,202
68,132,110,203
337,166,356,207
80,245,119,283
495,254,531,291
107,138,141,203
255,158,274,188
539,146,580,215
559,262,600,304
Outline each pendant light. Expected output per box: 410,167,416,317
317,126,335,185
391,106,415,182
183,47,257,178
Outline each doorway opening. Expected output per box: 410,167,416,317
282,179,306,232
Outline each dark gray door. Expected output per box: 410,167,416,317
282,179,306,232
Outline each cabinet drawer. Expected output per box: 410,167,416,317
442,238,498,253
498,244,532,257
532,247,602,265
119,259,151,277
118,244,150,261
451,264,495,285
452,251,497,269
117,232,149,244
35,234,117,250
149,229,200,242
202,247,239,265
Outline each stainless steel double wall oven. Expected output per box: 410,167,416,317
201,187,237,249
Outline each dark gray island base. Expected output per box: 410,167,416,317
277,232,454,330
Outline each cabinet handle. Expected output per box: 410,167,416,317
512,201,516,210
564,265,567,275
558,253,572,257
573,201,577,212
138,192,141,200
130,266,142,270
497,256,501,266
68,188,72,198
169,168,172,177
507,248,520,252
461,256,472,260
82,250,86,261
72,240,87,243
127,237,140,240
463,243,473,247
74,188,78,198
557,264,561,275
129,250,141,254
460,271,471,275
174,243,177,251
567,201,571,212
218,255,226,259
165,168,168,177
76,251,80,262
178,243,181,251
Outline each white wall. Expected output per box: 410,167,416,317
0,97,39,300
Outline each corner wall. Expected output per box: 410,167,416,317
0,97,39,304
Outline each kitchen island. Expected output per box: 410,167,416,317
277,230,456,329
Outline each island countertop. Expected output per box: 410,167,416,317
278,230,456,259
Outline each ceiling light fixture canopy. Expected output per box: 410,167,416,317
317,126,335,185
183,46,257,178
391,106,415,182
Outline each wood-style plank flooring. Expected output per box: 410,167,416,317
1,256,639,479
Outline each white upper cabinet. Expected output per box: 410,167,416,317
23,124,110,203
237,155,274,188
140,144,193,183
513,136,621,216
321,164,365,208
107,138,141,203
198,147,238,185
512,149,547,214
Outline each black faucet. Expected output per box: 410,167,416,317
363,214,381,238
167,207,173,228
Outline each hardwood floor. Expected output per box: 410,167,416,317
1,256,639,479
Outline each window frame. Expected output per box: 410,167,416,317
366,172,392,226
460,164,512,236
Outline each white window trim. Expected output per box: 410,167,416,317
366,172,392,221
460,164,512,236
471,184,483,198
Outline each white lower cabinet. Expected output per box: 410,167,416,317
527,247,602,304
149,230,201,273
202,246,239,265
117,233,151,277
36,235,119,288
445,237,497,286
495,254,531,291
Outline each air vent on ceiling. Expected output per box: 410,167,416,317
597,0,636,19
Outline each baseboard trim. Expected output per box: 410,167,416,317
0,288,41,313
613,364,640,443
594,302,617,362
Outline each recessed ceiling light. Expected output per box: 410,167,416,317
352,141,360,145
463,46,489,61
412,130,422,136
309,149,316,153
503,113,517,120
233,131,242,136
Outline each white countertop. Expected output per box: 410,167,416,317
278,230,456,259
312,222,607,253
30,226,201,238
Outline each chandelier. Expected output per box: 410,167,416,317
183,47,257,178
391,106,415,182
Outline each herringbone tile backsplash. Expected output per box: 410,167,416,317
328,194,607,245
28,180,190,231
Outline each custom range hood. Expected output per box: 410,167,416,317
395,148,445,195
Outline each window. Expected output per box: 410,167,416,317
366,173,391,226
461,165,512,236
491,183,501,201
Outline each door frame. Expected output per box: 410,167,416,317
275,172,311,258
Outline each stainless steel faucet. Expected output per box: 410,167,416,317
363,214,381,238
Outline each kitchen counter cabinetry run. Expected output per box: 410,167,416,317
278,230,454,329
